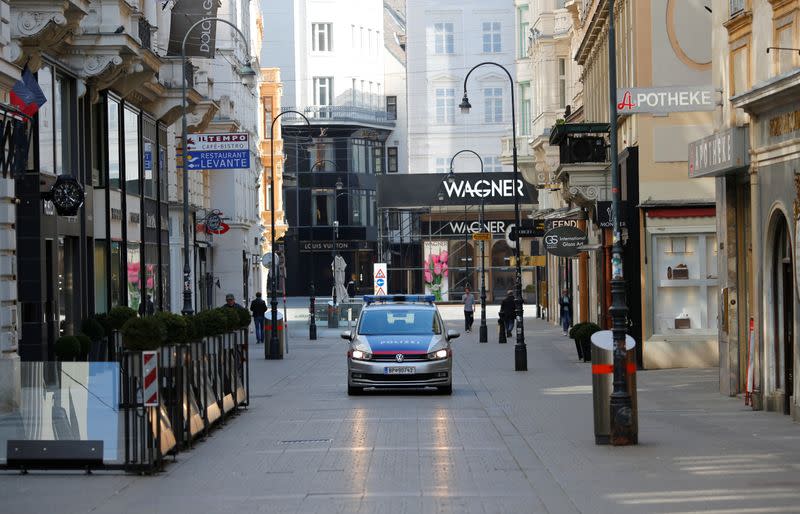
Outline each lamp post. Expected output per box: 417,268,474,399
607,0,636,445
267,111,311,359
460,62,526,370
306,159,337,340
180,17,256,315
447,150,488,343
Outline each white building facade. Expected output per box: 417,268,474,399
406,0,515,175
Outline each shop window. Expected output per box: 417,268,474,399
124,108,140,195
159,126,168,200
312,190,333,226
37,67,74,176
108,99,121,190
310,141,335,171
92,103,105,187
94,240,108,313
110,241,122,307
127,243,141,311
145,243,158,313
651,233,718,335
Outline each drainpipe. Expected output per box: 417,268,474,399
750,161,762,410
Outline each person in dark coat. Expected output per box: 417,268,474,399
249,292,267,344
138,294,154,316
499,290,516,337
559,288,572,336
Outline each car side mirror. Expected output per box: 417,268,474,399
340,330,353,341
446,329,460,341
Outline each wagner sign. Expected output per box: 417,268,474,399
616,86,716,114
425,219,509,236
167,0,220,58
378,172,537,207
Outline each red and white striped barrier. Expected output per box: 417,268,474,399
142,351,159,407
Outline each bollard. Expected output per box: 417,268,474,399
498,319,507,344
589,330,637,445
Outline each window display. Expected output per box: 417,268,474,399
651,233,718,336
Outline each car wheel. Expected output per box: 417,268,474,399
438,384,453,395
348,384,364,396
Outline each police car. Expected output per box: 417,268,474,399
341,295,459,395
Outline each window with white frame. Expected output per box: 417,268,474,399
519,82,531,136
482,22,502,53
435,88,455,124
484,156,503,172
484,87,503,123
558,58,567,108
312,23,333,52
518,6,529,58
314,77,333,106
434,22,455,54
435,157,448,174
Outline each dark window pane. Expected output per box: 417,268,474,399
108,100,121,189
124,108,140,195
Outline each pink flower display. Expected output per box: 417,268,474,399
424,248,450,301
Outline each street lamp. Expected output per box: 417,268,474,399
448,150,488,343
305,159,339,340
267,110,311,359
606,0,636,445
180,17,257,315
460,62,527,371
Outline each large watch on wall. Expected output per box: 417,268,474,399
48,174,84,216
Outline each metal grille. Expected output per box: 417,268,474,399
0,103,32,179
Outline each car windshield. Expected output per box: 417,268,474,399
358,308,442,335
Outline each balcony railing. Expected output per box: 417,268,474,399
138,17,152,51
282,105,396,127
730,0,745,16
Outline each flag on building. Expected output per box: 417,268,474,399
10,67,47,117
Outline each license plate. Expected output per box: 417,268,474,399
384,366,416,375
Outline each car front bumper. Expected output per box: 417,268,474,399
348,357,452,388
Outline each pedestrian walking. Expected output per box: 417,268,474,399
249,292,267,344
463,286,475,333
559,288,572,336
499,290,516,337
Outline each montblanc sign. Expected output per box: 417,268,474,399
377,172,537,208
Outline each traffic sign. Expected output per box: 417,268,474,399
472,232,491,241
373,263,387,295
186,132,250,170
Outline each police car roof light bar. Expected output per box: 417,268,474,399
363,295,436,305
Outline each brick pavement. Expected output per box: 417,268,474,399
3,305,800,514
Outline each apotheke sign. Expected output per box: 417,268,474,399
617,86,717,114
688,127,749,178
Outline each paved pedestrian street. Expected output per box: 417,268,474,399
4,307,800,514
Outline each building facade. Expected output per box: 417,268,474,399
262,0,393,298
3,0,261,361
698,0,800,418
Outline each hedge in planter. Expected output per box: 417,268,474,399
93,313,113,338
109,306,138,331
154,311,188,345
194,309,227,337
121,316,166,351
570,322,600,363
76,334,92,360
218,307,240,333
236,307,251,330
183,314,201,342
55,335,81,361
81,318,105,342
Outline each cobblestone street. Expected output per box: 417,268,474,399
4,307,800,514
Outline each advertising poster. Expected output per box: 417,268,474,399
423,241,449,301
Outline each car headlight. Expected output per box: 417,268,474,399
350,349,372,360
427,348,449,360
